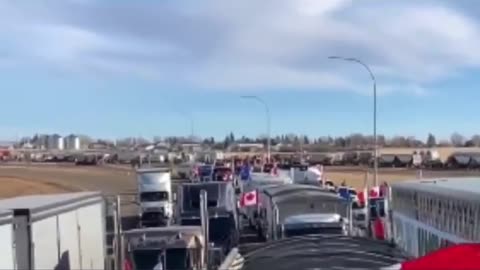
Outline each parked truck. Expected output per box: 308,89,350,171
0,192,106,270
175,182,239,255
123,226,206,270
257,185,350,241
136,167,173,227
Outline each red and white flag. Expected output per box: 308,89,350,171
382,244,480,270
240,190,258,207
357,188,367,206
370,186,381,198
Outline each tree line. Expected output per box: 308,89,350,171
112,132,480,149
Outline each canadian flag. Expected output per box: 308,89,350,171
240,190,258,207
357,188,367,206
381,244,480,270
370,186,381,198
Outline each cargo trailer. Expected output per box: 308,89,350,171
0,192,106,270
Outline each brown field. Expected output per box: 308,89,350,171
1,163,480,201
324,166,480,189
0,177,76,198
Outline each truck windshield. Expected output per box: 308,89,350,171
263,164,273,173
213,167,231,174
209,216,233,246
140,191,169,202
284,226,344,237
132,248,189,270
138,172,169,185
199,166,212,176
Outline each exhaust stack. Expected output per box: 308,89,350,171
200,189,209,266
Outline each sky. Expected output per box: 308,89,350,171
1,0,480,141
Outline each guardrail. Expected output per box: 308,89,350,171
219,248,244,270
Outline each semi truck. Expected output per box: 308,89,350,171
136,167,173,227
175,182,239,255
0,192,106,270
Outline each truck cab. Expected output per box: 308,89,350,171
136,168,173,227
123,226,205,270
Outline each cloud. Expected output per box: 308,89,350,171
0,0,479,94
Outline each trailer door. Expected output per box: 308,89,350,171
31,216,58,270
58,210,81,269
78,203,105,269
0,220,14,269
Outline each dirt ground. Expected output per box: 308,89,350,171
0,176,76,198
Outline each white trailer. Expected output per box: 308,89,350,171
0,192,106,270
0,210,14,269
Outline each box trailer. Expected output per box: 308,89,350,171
0,210,14,269
0,192,106,270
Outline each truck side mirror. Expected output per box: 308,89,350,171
172,192,177,202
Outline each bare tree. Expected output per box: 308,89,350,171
471,135,480,146
450,132,465,147
426,133,436,147
390,136,408,147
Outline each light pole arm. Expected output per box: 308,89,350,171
241,96,272,161
328,56,378,186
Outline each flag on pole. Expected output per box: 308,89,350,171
240,190,258,207
381,244,480,270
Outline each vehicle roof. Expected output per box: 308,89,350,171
241,235,409,270
273,189,342,204
283,213,342,225
0,192,101,211
263,184,330,198
250,173,290,183
124,226,204,249
136,167,170,173
391,177,480,200
182,181,230,187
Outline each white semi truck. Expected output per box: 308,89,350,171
0,192,106,270
136,167,173,227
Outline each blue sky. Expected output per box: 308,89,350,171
1,0,480,141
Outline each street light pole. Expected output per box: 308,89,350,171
241,95,271,161
328,56,378,186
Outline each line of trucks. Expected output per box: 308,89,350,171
0,163,385,270
0,166,240,270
